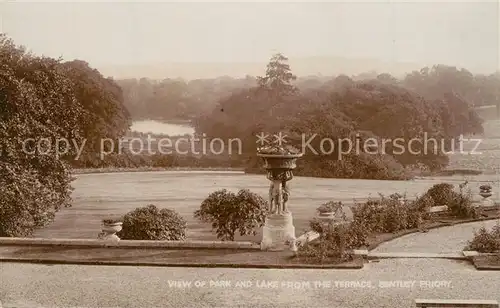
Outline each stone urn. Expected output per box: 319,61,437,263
257,144,303,251
316,201,353,228
317,204,337,221
98,219,122,241
317,202,352,218
479,184,494,207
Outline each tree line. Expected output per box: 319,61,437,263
195,54,486,180
118,61,500,121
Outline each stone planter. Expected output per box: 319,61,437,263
316,212,335,228
98,222,122,241
258,154,301,170
479,185,493,207
316,203,353,224
257,146,303,251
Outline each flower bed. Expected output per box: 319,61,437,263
464,222,500,270
296,182,499,264
0,245,363,269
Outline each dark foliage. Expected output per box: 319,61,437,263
465,225,500,253
194,189,267,241
0,34,130,236
193,56,484,179
118,204,186,240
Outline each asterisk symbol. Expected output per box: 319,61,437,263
256,132,269,146
273,132,288,146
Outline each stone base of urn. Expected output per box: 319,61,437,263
98,223,122,241
480,198,495,207
260,212,296,251
98,233,120,241
479,191,493,207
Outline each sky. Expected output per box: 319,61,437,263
1,0,499,76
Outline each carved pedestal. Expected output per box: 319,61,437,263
257,149,302,252
261,212,296,251
480,198,495,207
98,232,120,241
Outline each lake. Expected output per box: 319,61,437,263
130,120,194,135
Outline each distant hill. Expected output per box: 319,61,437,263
97,56,422,80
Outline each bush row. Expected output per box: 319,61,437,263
110,189,267,241
71,153,245,169
465,225,500,253
108,182,478,248
297,181,479,262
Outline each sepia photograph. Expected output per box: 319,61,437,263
0,1,500,307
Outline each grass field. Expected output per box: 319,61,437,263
31,119,500,241
446,120,500,170
33,171,497,242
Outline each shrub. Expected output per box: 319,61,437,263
297,240,347,264
425,183,454,206
344,220,370,249
447,182,478,219
447,191,477,218
422,181,478,219
351,193,426,234
405,203,425,229
297,224,353,263
413,194,434,219
380,194,409,233
465,225,500,253
352,199,385,233
308,219,369,250
194,189,266,241
309,218,327,234
118,204,186,240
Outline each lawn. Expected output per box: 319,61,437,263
30,119,500,241
0,246,362,268
32,170,498,241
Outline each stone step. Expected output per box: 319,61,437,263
296,231,319,246
429,205,448,213
367,252,465,259
415,298,499,308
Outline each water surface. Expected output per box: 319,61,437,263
130,120,194,135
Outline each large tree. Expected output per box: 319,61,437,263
60,60,131,166
0,35,83,236
0,34,130,236
257,53,298,98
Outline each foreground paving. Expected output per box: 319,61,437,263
373,219,500,253
1,259,499,307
